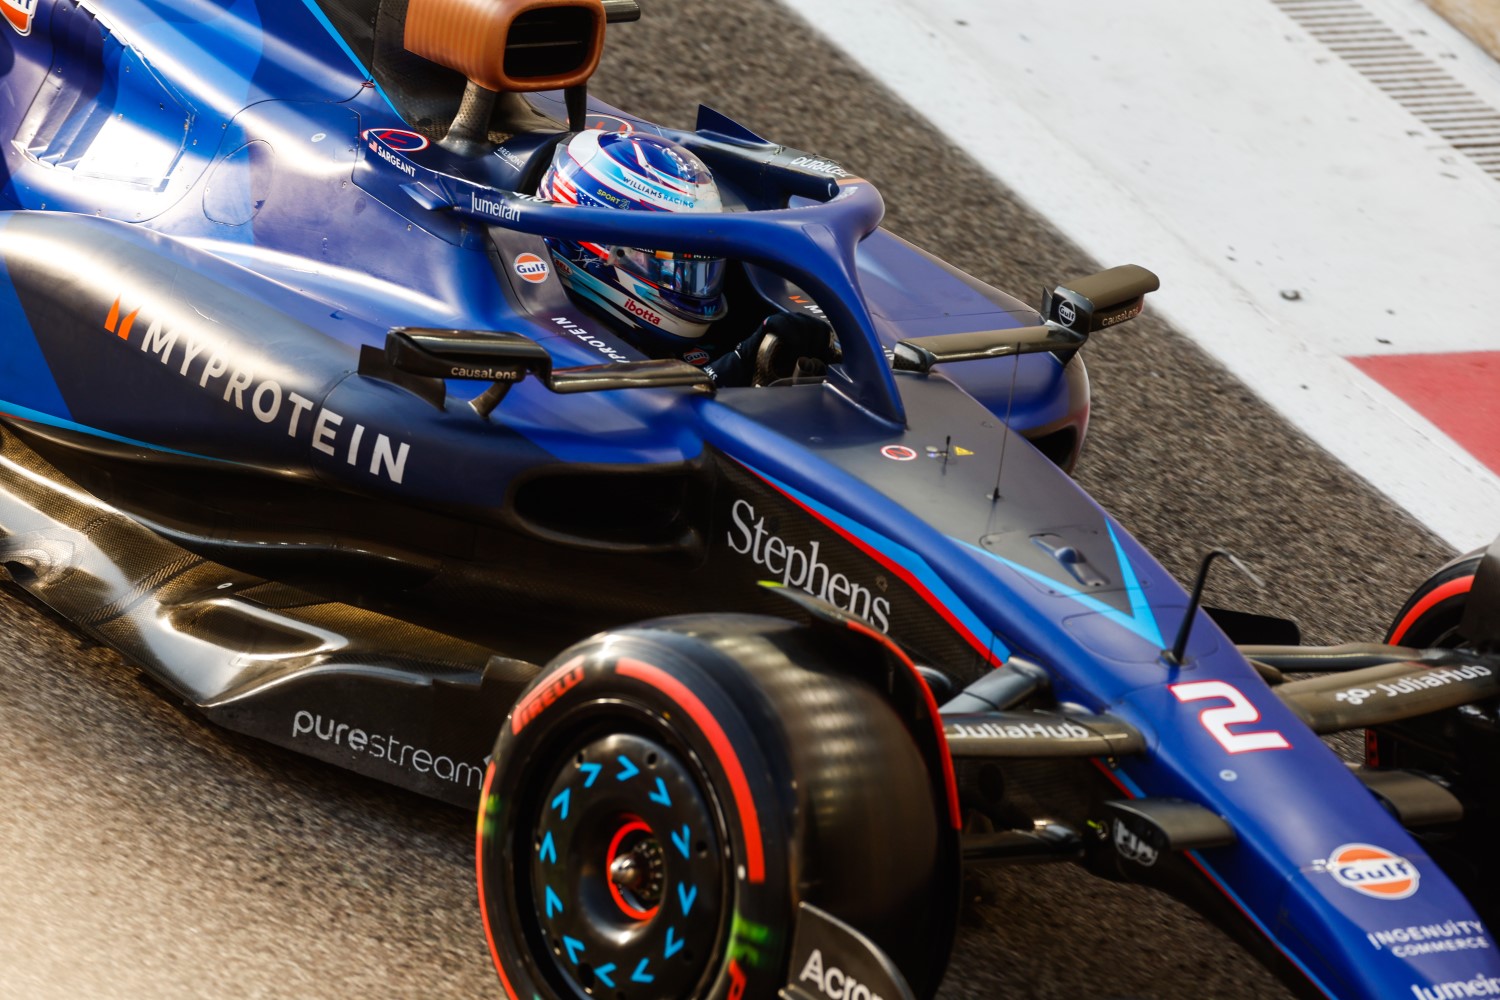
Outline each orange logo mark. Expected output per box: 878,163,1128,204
103,297,139,341
2,0,35,37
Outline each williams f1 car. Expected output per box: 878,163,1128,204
0,1,1496,998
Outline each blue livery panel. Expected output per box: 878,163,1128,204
0,3,1492,998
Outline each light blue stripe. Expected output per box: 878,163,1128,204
1106,522,1164,646
0,402,233,463
963,533,1164,647
295,0,400,113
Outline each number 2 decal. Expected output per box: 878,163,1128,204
1170,680,1291,753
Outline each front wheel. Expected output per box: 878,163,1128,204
1367,547,1500,924
1385,547,1486,648
477,615,959,1000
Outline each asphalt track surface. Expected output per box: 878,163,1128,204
0,1,1464,998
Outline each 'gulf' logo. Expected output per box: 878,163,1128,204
1326,843,1420,900
3,0,36,35
513,253,550,284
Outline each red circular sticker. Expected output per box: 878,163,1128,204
360,127,430,152
881,445,918,461
513,252,550,284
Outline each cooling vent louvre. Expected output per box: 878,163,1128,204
1271,0,1500,180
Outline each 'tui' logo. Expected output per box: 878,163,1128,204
1322,843,1420,900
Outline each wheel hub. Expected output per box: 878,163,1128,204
529,731,725,998
607,825,665,913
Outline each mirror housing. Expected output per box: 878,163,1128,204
387,327,553,383
372,327,712,418
891,325,1086,372
891,264,1159,375
1043,264,1159,334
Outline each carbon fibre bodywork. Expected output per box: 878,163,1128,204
0,3,1496,1000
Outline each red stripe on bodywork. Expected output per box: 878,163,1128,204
747,469,1002,667
1089,763,1334,998
475,762,521,1000
845,618,962,830
1090,756,1134,796
1389,575,1473,645
616,657,765,883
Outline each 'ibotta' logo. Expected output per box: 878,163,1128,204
1324,843,1420,900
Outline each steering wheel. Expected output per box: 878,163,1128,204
751,312,841,386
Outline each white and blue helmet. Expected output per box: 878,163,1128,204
538,130,728,345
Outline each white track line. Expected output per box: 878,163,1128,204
780,0,1500,551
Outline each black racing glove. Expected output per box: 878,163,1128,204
754,311,838,385
705,312,838,387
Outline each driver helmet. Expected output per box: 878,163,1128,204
538,130,728,347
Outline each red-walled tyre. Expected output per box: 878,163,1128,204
1384,547,1485,649
1368,546,1485,770
1368,547,1498,925
476,614,958,1000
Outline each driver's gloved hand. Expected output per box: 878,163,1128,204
703,312,837,388
762,312,838,363
753,312,838,385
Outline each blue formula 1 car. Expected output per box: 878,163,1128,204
1,1,1497,998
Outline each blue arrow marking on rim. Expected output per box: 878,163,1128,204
678,882,697,916
616,754,640,781
670,824,691,859
545,885,563,918
631,958,655,984
551,788,571,819
664,926,684,959
563,936,585,964
594,964,616,987
539,831,557,864
648,777,672,806
579,762,602,787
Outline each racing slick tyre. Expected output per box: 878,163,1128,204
1367,548,1499,924
1385,547,1488,649
477,614,958,1000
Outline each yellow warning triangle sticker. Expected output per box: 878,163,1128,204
954,446,974,456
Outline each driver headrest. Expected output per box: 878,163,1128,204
404,0,605,93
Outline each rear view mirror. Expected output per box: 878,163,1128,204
1042,264,1159,333
385,327,553,383
891,264,1160,374
368,327,712,419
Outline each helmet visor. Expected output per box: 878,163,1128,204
616,248,726,300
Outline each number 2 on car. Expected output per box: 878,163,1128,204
1170,680,1292,753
